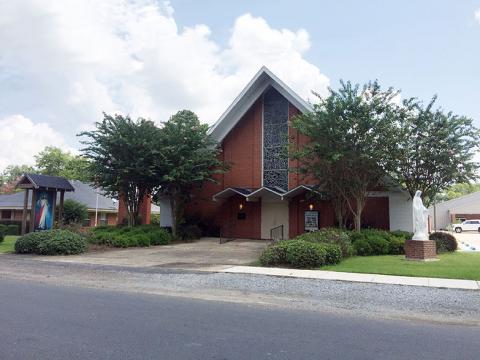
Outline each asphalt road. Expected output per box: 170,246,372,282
0,279,478,360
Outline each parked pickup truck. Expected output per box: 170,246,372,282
453,220,480,233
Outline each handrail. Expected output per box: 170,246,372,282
270,224,284,243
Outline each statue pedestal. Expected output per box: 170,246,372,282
405,240,437,261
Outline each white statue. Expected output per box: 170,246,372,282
412,190,429,241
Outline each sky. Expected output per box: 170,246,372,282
1,0,479,170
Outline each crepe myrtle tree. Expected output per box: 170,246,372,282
79,113,161,226
154,110,227,237
391,96,480,207
291,80,400,231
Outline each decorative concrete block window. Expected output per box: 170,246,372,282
263,87,288,191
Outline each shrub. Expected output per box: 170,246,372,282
295,228,354,258
389,230,413,241
62,199,89,225
350,229,405,256
89,225,172,248
15,231,52,254
259,239,342,268
37,231,87,255
429,232,457,253
0,229,4,243
284,240,327,268
15,230,87,255
1,224,20,235
259,242,288,266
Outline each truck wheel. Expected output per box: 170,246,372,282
455,227,462,233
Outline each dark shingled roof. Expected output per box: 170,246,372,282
17,174,75,191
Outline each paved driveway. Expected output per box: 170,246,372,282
32,238,268,270
452,232,480,251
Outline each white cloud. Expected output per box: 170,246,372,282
0,0,329,169
475,9,480,23
0,115,70,169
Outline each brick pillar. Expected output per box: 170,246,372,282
138,194,151,225
117,194,128,225
405,240,437,261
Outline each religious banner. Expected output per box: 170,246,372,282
34,190,55,231
304,211,319,232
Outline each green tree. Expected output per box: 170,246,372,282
61,199,89,225
155,110,226,237
79,114,161,226
35,146,91,182
291,81,399,230
0,164,35,192
436,183,480,202
391,97,480,207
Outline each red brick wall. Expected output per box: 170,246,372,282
117,194,151,225
288,104,316,189
220,195,261,239
288,195,335,238
185,98,263,232
223,99,263,189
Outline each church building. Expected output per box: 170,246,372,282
173,67,414,240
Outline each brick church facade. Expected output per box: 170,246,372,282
173,67,413,240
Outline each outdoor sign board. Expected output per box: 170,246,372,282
304,210,319,232
34,190,55,231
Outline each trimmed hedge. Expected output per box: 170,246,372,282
429,232,457,253
15,230,87,255
89,225,172,248
0,224,20,236
259,239,342,268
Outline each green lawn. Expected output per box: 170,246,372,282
323,252,480,280
0,236,18,253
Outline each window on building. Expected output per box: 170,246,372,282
1,210,12,220
99,212,107,226
263,87,289,191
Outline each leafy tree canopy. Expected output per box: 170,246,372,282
155,110,226,236
79,113,161,226
35,146,92,182
391,96,480,207
436,182,480,202
291,80,400,230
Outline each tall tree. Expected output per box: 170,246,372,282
291,81,399,230
79,114,161,226
155,110,226,237
0,164,35,193
391,97,480,207
436,182,480,202
35,146,91,182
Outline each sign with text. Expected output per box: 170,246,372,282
304,211,319,232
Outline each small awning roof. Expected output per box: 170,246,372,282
281,185,322,200
212,187,255,201
246,186,286,201
16,174,75,192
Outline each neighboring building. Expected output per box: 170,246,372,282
0,180,160,227
429,191,480,230
174,67,413,239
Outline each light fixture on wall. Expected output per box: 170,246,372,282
308,203,314,211
239,203,244,211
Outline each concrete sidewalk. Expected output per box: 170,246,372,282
222,266,480,290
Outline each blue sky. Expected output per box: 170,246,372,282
171,0,480,120
0,0,479,169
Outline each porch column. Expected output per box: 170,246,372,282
21,189,29,235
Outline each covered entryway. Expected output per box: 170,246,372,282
261,201,288,240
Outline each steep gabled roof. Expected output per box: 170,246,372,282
208,66,313,142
